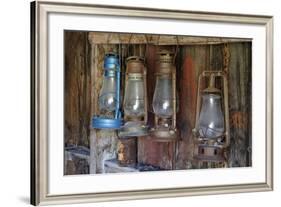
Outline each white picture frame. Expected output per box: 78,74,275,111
31,0,273,205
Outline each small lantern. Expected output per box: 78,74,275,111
119,56,148,137
151,50,177,141
92,53,123,129
193,71,230,165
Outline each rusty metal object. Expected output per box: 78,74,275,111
193,70,230,166
194,144,226,163
124,56,148,123
151,118,178,142
126,56,145,73
118,56,149,138
193,71,230,147
151,50,178,142
117,137,137,166
202,73,221,94
155,50,174,74
151,129,177,142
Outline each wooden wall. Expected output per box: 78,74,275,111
137,43,252,169
64,32,252,174
64,31,91,147
227,43,252,167
179,43,252,168
64,31,91,174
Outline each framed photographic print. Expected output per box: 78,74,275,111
31,0,273,205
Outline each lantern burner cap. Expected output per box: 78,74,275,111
105,52,119,58
104,53,120,70
203,87,221,94
126,56,145,62
126,56,145,74
157,50,174,63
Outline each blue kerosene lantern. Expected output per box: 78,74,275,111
92,53,123,129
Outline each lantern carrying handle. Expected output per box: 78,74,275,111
155,35,179,64
127,34,148,61
143,34,149,63
115,34,122,120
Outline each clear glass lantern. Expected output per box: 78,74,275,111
99,70,117,112
124,75,145,118
118,56,148,137
152,76,173,118
92,53,123,129
193,71,230,164
197,93,225,138
151,50,177,141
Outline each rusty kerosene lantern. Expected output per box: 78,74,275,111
151,50,177,141
117,55,148,166
118,56,148,137
193,71,230,166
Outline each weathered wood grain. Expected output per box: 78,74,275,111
88,32,251,45
64,31,91,147
88,43,120,173
176,45,209,169
227,42,252,167
176,43,251,168
65,32,252,174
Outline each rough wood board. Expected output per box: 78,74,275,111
89,44,120,174
104,160,139,173
64,31,91,147
227,42,252,167
64,151,89,175
89,32,251,45
176,45,209,169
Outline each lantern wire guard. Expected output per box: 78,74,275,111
150,35,179,142
193,69,230,166
118,34,149,138
92,35,123,129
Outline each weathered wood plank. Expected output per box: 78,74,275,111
105,160,139,173
176,45,209,169
64,147,90,175
64,31,91,147
89,32,251,45
89,43,120,174
227,42,252,167
176,43,251,168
